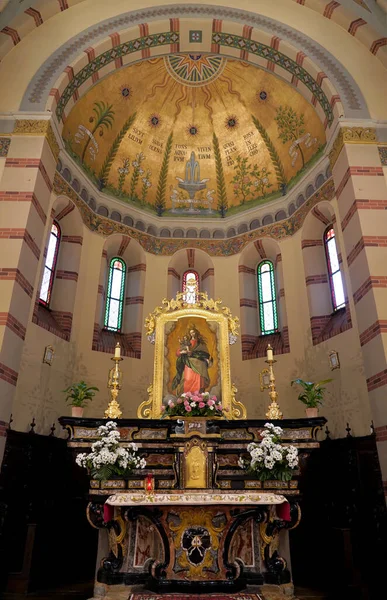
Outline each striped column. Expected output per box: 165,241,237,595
0,119,58,462
330,125,387,497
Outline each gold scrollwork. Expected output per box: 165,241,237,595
136,384,154,418
13,119,60,160
168,508,225,577
144,291,240,339
329,126,377,169
231,383,247,419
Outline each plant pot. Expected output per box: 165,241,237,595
71,406,84,418
305,407,318,418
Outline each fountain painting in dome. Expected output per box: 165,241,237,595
62,54,326,218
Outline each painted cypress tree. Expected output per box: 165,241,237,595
155,133,173,216
213,133,228,217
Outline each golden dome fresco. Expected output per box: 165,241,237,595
62,53,326,218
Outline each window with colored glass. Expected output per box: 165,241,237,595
39,221,61,307
257,260,278,335
104,258,126,332
324,226,345,311
182,270,199,304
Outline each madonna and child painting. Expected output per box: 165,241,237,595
163,317,220,402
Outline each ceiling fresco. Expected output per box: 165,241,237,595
62,54,326,218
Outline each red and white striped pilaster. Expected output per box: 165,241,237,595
331,127,387,497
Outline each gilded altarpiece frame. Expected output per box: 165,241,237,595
138,292,246,420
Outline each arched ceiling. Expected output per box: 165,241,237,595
62,54,326,217
0,0,385,68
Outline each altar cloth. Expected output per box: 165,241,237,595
106,490,287,506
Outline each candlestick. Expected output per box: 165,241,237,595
265,345,283,420
105,348,123,419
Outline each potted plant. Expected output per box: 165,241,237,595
63,380,99,417
238,422,299,482
291,378,332,417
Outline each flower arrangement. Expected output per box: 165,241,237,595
75,421,146,481
161,391,223,418
239,423,298,482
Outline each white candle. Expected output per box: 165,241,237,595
266,345,273,362
114,343,121,359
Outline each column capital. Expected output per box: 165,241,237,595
13,119,60,161
329,125,377,170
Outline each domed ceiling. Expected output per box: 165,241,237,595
62,54,326,218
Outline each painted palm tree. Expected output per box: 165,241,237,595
81,101,115,163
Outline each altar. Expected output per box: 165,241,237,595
60,292,325,599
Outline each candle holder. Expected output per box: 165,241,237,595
105,343,123,419
265,344,283,420
144,474,155,493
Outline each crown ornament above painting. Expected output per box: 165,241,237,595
145,291,240,345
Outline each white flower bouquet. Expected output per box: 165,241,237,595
75,421,146,481
239,422,298,482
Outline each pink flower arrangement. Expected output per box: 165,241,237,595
162,391,224,418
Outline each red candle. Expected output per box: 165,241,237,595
144,474,154,492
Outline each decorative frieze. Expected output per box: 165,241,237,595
329,127,377,169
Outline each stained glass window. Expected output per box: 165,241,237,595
104,257,126,332
257,261,278,335
39,221,61,307
182,270,199,304
324,226,345,311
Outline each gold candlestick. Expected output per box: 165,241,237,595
105,343,123,419
265,344,283,420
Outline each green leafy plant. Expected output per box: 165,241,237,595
291,378,332,408
252,115,287,188
212,132,228,217
155,132,173,216
275,106,306,166
81,101,115,163
98,112,136,188
62,381,99,407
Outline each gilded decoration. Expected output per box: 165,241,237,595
167,508,226,578
62,55,326,217
138,291,244,419
184,440,208,489
0,138,11,157
329,126,377,169
13,119,60,160
105,491,287,505
53,171,335,255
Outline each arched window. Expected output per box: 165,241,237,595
324,226,345,311
182,270,199,304
39,221,61,307
257,260,278,335
104,257,126,332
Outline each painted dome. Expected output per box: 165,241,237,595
62,54,326,218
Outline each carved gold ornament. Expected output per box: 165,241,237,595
144,291,240,341
329,126,377,169
13,119,60,160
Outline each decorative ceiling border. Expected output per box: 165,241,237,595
20,5,368,119
213,32,333,125
53,171,335,256
55,31,178,121
2,0,385,70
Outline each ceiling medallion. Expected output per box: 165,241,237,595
164,53,227,87
149,114,161,128
120,85,132,99
257,90,268,101
187,125,199,136
225,115,238,130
